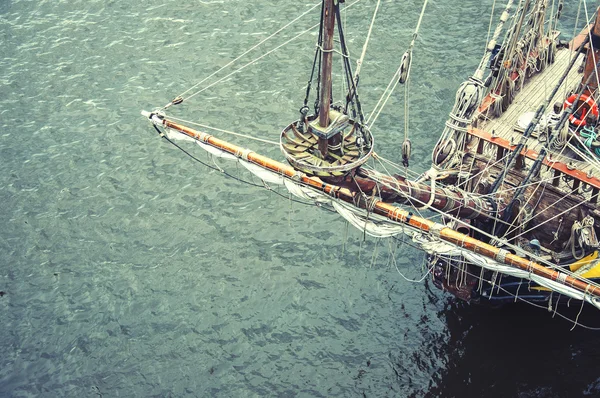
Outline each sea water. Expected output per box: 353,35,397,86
1,0,598,396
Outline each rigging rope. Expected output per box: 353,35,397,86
145,0,600,318
388,232,600,328
353,0,381,80
489,33,589,195
331,3,369,142
363,167,600,287
166,115,280,145
181,24,319,104
167,0,368,108
156,117,600,303
580,126,600,156
426,250,600,330
165,2,321,108
510,186,597,243
367,0,429,131
483,0,498,60
152,123,334,209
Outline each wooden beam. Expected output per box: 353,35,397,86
468,127,600,190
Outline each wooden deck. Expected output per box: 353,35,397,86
477,47,582,158
472,47,600,196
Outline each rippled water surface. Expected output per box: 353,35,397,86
1,0,599,397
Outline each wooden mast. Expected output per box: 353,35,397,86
318,0,336,157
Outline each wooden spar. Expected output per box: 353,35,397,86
353,169,501,222
317,0,335,157
571,24,593,51
158,117,600,300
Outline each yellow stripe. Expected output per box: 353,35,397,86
530,251,600,292
569,251,599,272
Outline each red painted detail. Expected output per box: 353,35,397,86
468,127,600,190
564,93,599,127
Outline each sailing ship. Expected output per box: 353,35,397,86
142,0,600,319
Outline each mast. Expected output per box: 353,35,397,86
281,0,373,181
318,0,336,157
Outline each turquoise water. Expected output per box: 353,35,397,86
1,0,599,396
